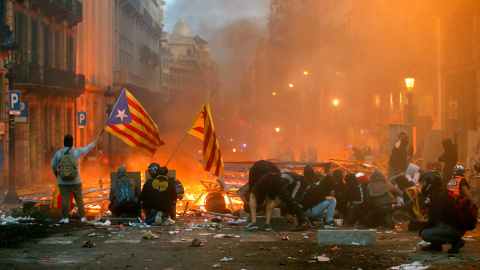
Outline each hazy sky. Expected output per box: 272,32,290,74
162,0,270,95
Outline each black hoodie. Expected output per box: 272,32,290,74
299,175,335,210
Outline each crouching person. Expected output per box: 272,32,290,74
419,171,467,254
344,173,368,226
364,169,402,229
394,175,427,231
108,167,140,217
140,163,177,225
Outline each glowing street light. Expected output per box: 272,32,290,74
275,127,280,132
405,78,415,124
272,92,276,96
303,71,309,75
289,83,294,88
333,99,340,106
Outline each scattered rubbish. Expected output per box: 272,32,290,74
272,247,278,250
213,234,240,238
82,240,96,248
303,236,309,239
351,242,361,246
144,259,153,262
315,254,330,262
219,257,233,262
331,246,340,251
142,231,159,240
414,240,430,247
388,261,429,269
282,236,289,241
1,215,35,225
95,215,102,222
213,263,222,268
168,231,180,235
191,238,204,247
245,253,257,257
88,233,99,237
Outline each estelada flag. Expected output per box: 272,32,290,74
50,184,73,209
105,89,164,156
188,101,224,179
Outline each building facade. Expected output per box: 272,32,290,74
0,0,85,189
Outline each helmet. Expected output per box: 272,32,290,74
148,163,161,178
420,171,442,197
452,165,465,177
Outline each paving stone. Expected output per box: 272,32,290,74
317,230,376,246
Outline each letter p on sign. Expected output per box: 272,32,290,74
9,91,21,115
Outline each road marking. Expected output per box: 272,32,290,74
104,239,141,244
38,237,76,244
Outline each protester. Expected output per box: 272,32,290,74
344,173,368,226
332,169,348,216
282,171,308,202
108,167,140,217
390,132,410,177
394,175,427,231
364,169,402,229
140,163,177,225
351,147,365,161
447,165,476,208
51,135,100,224
290,166,339,229
419,171,467,254
438,138,458,187
245,160,308,231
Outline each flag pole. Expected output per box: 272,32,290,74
165,89,216,166
192,152,235,213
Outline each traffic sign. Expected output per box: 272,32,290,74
78,111,86,128
15,101,28,123
9,91,21,115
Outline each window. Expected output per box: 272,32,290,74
55,31,61,68
67,36,74,72
44,25,51,66
31,20,39,64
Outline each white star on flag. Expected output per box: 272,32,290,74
115,109,128,122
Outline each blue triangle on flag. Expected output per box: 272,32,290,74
106,91,133,126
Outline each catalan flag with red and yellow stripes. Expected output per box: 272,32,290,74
105,89,164,156
188,101,224,179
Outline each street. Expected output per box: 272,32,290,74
1,213,480,270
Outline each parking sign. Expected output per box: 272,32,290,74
78,112,86,128
9,91,21,115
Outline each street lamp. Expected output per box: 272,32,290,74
104,87,115,168
405,78,415,125
1,27,19,203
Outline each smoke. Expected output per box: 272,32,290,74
164,0,270,97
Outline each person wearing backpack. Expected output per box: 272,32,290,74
51,134,100,224
108,166,140,217
447,165,477,210
419,171,467,254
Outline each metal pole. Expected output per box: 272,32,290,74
4,70,18,203
106,107,112,169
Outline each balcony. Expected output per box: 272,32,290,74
120,0,141,14
30,0,82,27
15,63,85,95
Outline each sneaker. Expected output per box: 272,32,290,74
264,224,273,232
162,217,176,225
448,239,465,254
306,217,315,228
245,222,259,230
420,244,443,252
324,220,340,229
154,211,163,225
291,222,308,232
57,218,69,224
80,217,87,223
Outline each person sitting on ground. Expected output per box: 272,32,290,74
245,160,309,232
394,175,427,231
419,171,467,254
344,173,368,226
140,163,177,225
363,169,402,229
108,167,140,217
447,165,477,209
332,169,348,217
288,167,339,229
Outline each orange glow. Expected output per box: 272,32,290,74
303,71,309,75
333,99,340,106
272,92,276,95
289,83,294,88
275,127,280,132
